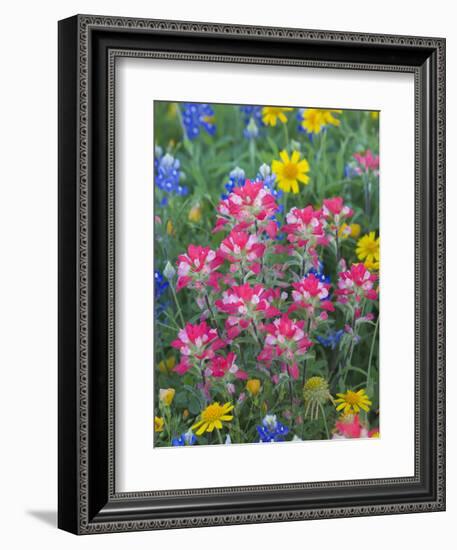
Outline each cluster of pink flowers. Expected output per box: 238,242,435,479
218,231,265,274
171,321,225,374
177,244,223,291
206,351,247,380
215,283,281,340
171,181,378,391
322,197,354,231
335,263,378,303
259,315,313,380
353,149,379,175
214,180,279,236
289,273,335,324
333,414,379,439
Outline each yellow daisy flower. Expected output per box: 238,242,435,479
159,388,175,407
338,223,361,239
154,416,164,433
272,150,310,193
166,219,175,235
188,203,202,223
335,389,372,415
246,379,261,396
370,111,379,120
167,103,178,118
356,231,380,269
191,402,234,435
158,356,176,374
364,257,380,271
262,106,293,127
300,108,342,134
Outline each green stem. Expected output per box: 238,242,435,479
363,172,371,219
216,429,223,444
319,403,330,439
249,138,256,174
204,291,219,332
170,282,185,327
367,316,379,387
283,121,289,148
335,229,340,264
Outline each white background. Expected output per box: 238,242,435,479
0,1,453,549
116,59,415,491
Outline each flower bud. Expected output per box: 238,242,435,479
163,261,176,280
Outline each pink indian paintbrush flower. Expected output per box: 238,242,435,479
282,205,328,248
215,283,281,340
171,321,226,369
258,315,313,379
176,244,223,291
213,180,279,233
218,230,266,275
206,352,248,380
322,197,354,230
289,273,335,321
353,149,379,174
335,262,378,304
280,205,329,269
333,414,366,439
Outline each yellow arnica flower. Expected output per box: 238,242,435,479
246,379,261,396
159,388,175,406
370,111,379,120
167,103,178,118
154,416,164,433
166,220,175,235
262,106,293,127
335,389,372,415
356,231,380,270
300,108,342,134
188,203,202,223
158,356,176,374
192,402,234,435
364,257,380,271
338,223,361,239
272,150,310,194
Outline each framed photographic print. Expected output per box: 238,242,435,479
58,14,446,534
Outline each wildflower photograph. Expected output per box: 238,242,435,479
153,101,380,447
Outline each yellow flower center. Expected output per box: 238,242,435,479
364,240,378,253
283,162,298,179
305,376,327,391
201,403,224,422
343,391,360,405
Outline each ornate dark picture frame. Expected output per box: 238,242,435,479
58,14,445,534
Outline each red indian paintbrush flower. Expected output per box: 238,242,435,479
335,262,378,304
176,244,223,291
215,283,281,339
206,352,248,380
171,321,226,375
258,315,313,380
213,180,279,233
289,273,335,322
322,197,353,230
218,230,266,275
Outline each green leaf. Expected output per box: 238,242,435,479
188,397,201,416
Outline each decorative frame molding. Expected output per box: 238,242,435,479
58,14,445,534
